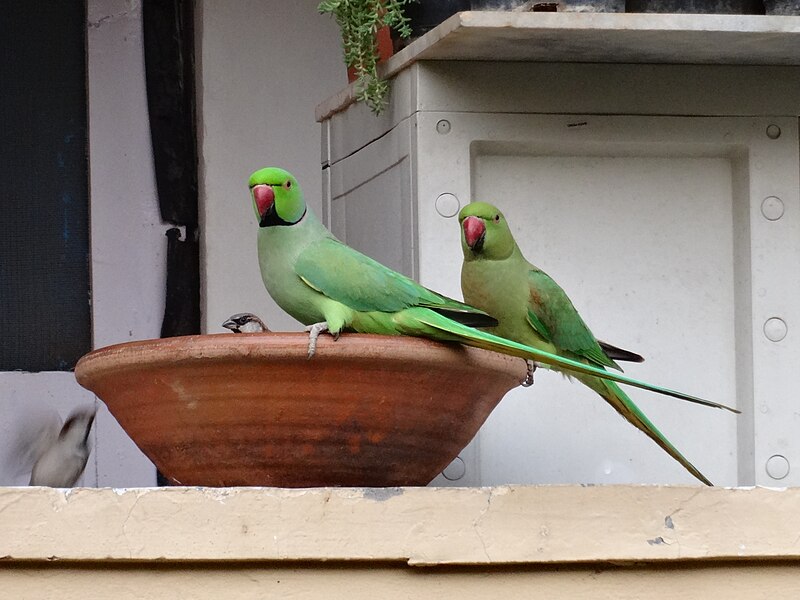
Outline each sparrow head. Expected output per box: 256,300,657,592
458,201,516,262
248,167,306,227
59,406,97,449
222,312,269,333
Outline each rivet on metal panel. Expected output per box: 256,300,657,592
766,124,782,139
435,193,461,218
761,196,785,221
436,119,451,135
442,456,466,481
766,454,790,480
763,317,788,342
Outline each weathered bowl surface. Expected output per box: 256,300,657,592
74,333,526,487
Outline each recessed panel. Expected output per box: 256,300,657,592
471,151,739,485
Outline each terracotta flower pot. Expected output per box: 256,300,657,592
346,25,395,83
75,333,526,487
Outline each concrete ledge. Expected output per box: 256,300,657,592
385,12,800,73
2,485,799,565
316,12,800,119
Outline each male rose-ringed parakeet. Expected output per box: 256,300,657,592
248,167,737,412
458,201,733,485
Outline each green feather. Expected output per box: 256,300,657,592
295,238,475,315
413,308,728,411
580,377,711,485
527,268,622,371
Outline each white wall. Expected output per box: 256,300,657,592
197,0,346,333
87,0,164,486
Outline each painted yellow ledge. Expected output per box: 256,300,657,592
2,485,799,565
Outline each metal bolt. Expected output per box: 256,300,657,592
436,119,451,135
435,193,461,218
761,196,785,221
766,124,782,139
764,317,788,342
766,454,790,480
441,456,466,481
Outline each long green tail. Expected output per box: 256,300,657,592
578,374,711,485
418,309,713,484
417,310,739,414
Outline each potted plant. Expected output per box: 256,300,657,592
319,0,415,114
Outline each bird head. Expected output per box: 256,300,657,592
59,406,97,448
222,312,269,333
458,202,516,261
248,167,306,227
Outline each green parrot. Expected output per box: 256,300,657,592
248,167,737,412
458,201,733,485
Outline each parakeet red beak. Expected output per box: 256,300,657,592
253,184,275,223
463,216,486,252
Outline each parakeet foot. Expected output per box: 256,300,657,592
304,322,330,358
520,359,537,387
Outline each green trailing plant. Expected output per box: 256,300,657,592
319,0,414,114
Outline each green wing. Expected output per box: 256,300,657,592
296,238,495,325
527,268,620,370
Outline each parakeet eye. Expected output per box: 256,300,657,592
284,180,292,189
493,214,500,223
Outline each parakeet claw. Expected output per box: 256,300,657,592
520,359,537,387
305,322,330,358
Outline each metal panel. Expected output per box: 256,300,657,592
328,118,416,279
415,62,800,117
413,112,799,486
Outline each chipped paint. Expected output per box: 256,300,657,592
2,486,800,566
362,487,404,502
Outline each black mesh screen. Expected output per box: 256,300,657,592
0,1,90,371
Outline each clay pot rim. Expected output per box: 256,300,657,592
75,332,526,383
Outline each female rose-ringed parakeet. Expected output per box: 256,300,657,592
458,201,734,485
248,167,737,413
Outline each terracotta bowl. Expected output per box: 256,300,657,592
74,333,526,487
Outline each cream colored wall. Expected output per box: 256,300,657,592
197,0,346,334
4,564,800,600
3,486,800,598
